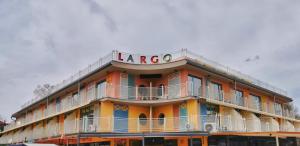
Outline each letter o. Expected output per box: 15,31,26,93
163,54,172,63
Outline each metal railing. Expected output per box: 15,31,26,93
280,120,296,132
1,115,300,144
105,83,195,100
19,49,287,113
46,121,60,138
32,124,45,140
4,82,295,132
185,50,287,96
62,115,234,133
20,52,114,109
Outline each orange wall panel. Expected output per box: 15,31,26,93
107,71,121,98
128,105,150,132
59,115,64,134
153,104,174,130
100,101,114,132
187,99,199,129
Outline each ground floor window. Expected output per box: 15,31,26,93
80,105,94,132
188,138,202,146
208,136,297,146
129,138,177,146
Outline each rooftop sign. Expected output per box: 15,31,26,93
116,52,173,64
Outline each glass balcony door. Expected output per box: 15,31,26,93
209,82,223,101
168,72,180,99
235,90,244,106
188,75,202,97
97,80,107,99
80,105,95,132
250,94,262,111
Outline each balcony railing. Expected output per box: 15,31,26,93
2,114,299,144
3,82,296,133
105,83,195,100
204,89,296,119
46,122,60,137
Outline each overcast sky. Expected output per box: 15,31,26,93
0,0,300,121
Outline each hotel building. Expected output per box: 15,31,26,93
0,49,299,146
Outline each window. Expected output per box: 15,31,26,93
235,90,244,106
97,80,107,98
250,94,262,111
138,85,148,98
210,82,223,101
207,104,219,115
55,98,61,112
168,72,180,98
158,113,165,125
188,138,202,146
87,84,95,101
72,92,79,105
206,104,219,122
274,102,282,116
188,75,202,97
80,106,95,132
139,113,147,125
157,84,164,97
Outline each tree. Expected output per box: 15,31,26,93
293,105,300,120
285,103,300,120
33,84,55,98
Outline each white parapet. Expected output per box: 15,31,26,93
281,120,295,132
241,112,261,132
294,122,300,131
221,107,246,132
260,117,279,132
64,111,78,134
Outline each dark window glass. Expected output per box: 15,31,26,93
139,113,147,125
138,85,147,98
56,98,61,112
158,113,165,125
188,138,202,146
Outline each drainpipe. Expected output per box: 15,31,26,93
150,82,152,100
150,106,153,132
234,80,236,100
142,133,145,146
234,80,236,91
189,135,193,146
273,95,276,115
78,81,81,104
77,134,80,146
275,136,279,146
162,85,164,99
136,85,138,100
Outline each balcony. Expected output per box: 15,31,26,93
1,114,299,144
2,82,297,134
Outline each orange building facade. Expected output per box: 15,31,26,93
0,50,300,146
